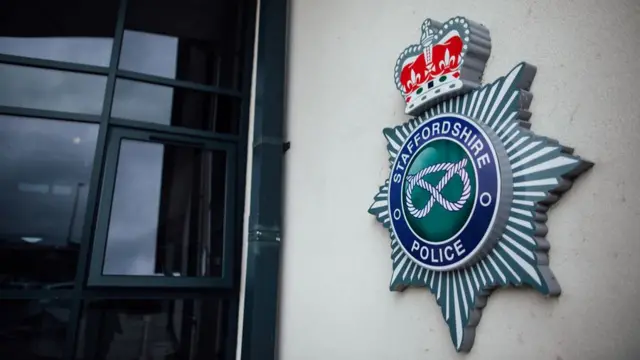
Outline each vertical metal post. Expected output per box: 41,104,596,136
64,0,128,358
240,0,288,358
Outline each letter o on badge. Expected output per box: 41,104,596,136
393,209,402,220
420,246,429,260
421,126,430,140
480,192,492,207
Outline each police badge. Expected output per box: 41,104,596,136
367,16,593,352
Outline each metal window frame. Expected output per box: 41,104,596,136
87,127,237,288
0,0,259,358
116,69,243,97
109,116,240,142
0,105,101,123
0,53,110,75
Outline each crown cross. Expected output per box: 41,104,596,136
393,17,492,116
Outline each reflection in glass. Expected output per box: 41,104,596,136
76,299,228,359
0,64,107,115
0,0,118,66
119,30,178,79
0,37,113,67
111,79,241,133
102,140,227,278
0,116,98,289
0,299,71,359
120,0,246,88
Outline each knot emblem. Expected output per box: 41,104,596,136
405,159,472,218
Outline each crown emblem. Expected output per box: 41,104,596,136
394,17,491,116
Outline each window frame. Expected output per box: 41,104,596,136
0,0,258,358
87,127,237,288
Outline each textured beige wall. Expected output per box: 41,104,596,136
277,0,640,359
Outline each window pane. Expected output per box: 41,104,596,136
0,299,72,359
102,140,227,277
0,64,107,115
111,79,241,134
0,0,118,66
0,116,98,289
76,299,230,359
120,0,247,89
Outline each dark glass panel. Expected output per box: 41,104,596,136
0,64,107,115
76,299,230,359
102,139,227,278
111,79,241,134
120,0,247,89
0,298,72,359
0,0,118,66
0,116,98,289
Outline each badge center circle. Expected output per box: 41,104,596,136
388,114,503,271
403,139,477,244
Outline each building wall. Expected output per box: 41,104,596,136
276,0,640,359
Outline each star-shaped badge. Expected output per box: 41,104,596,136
368,16,593,352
